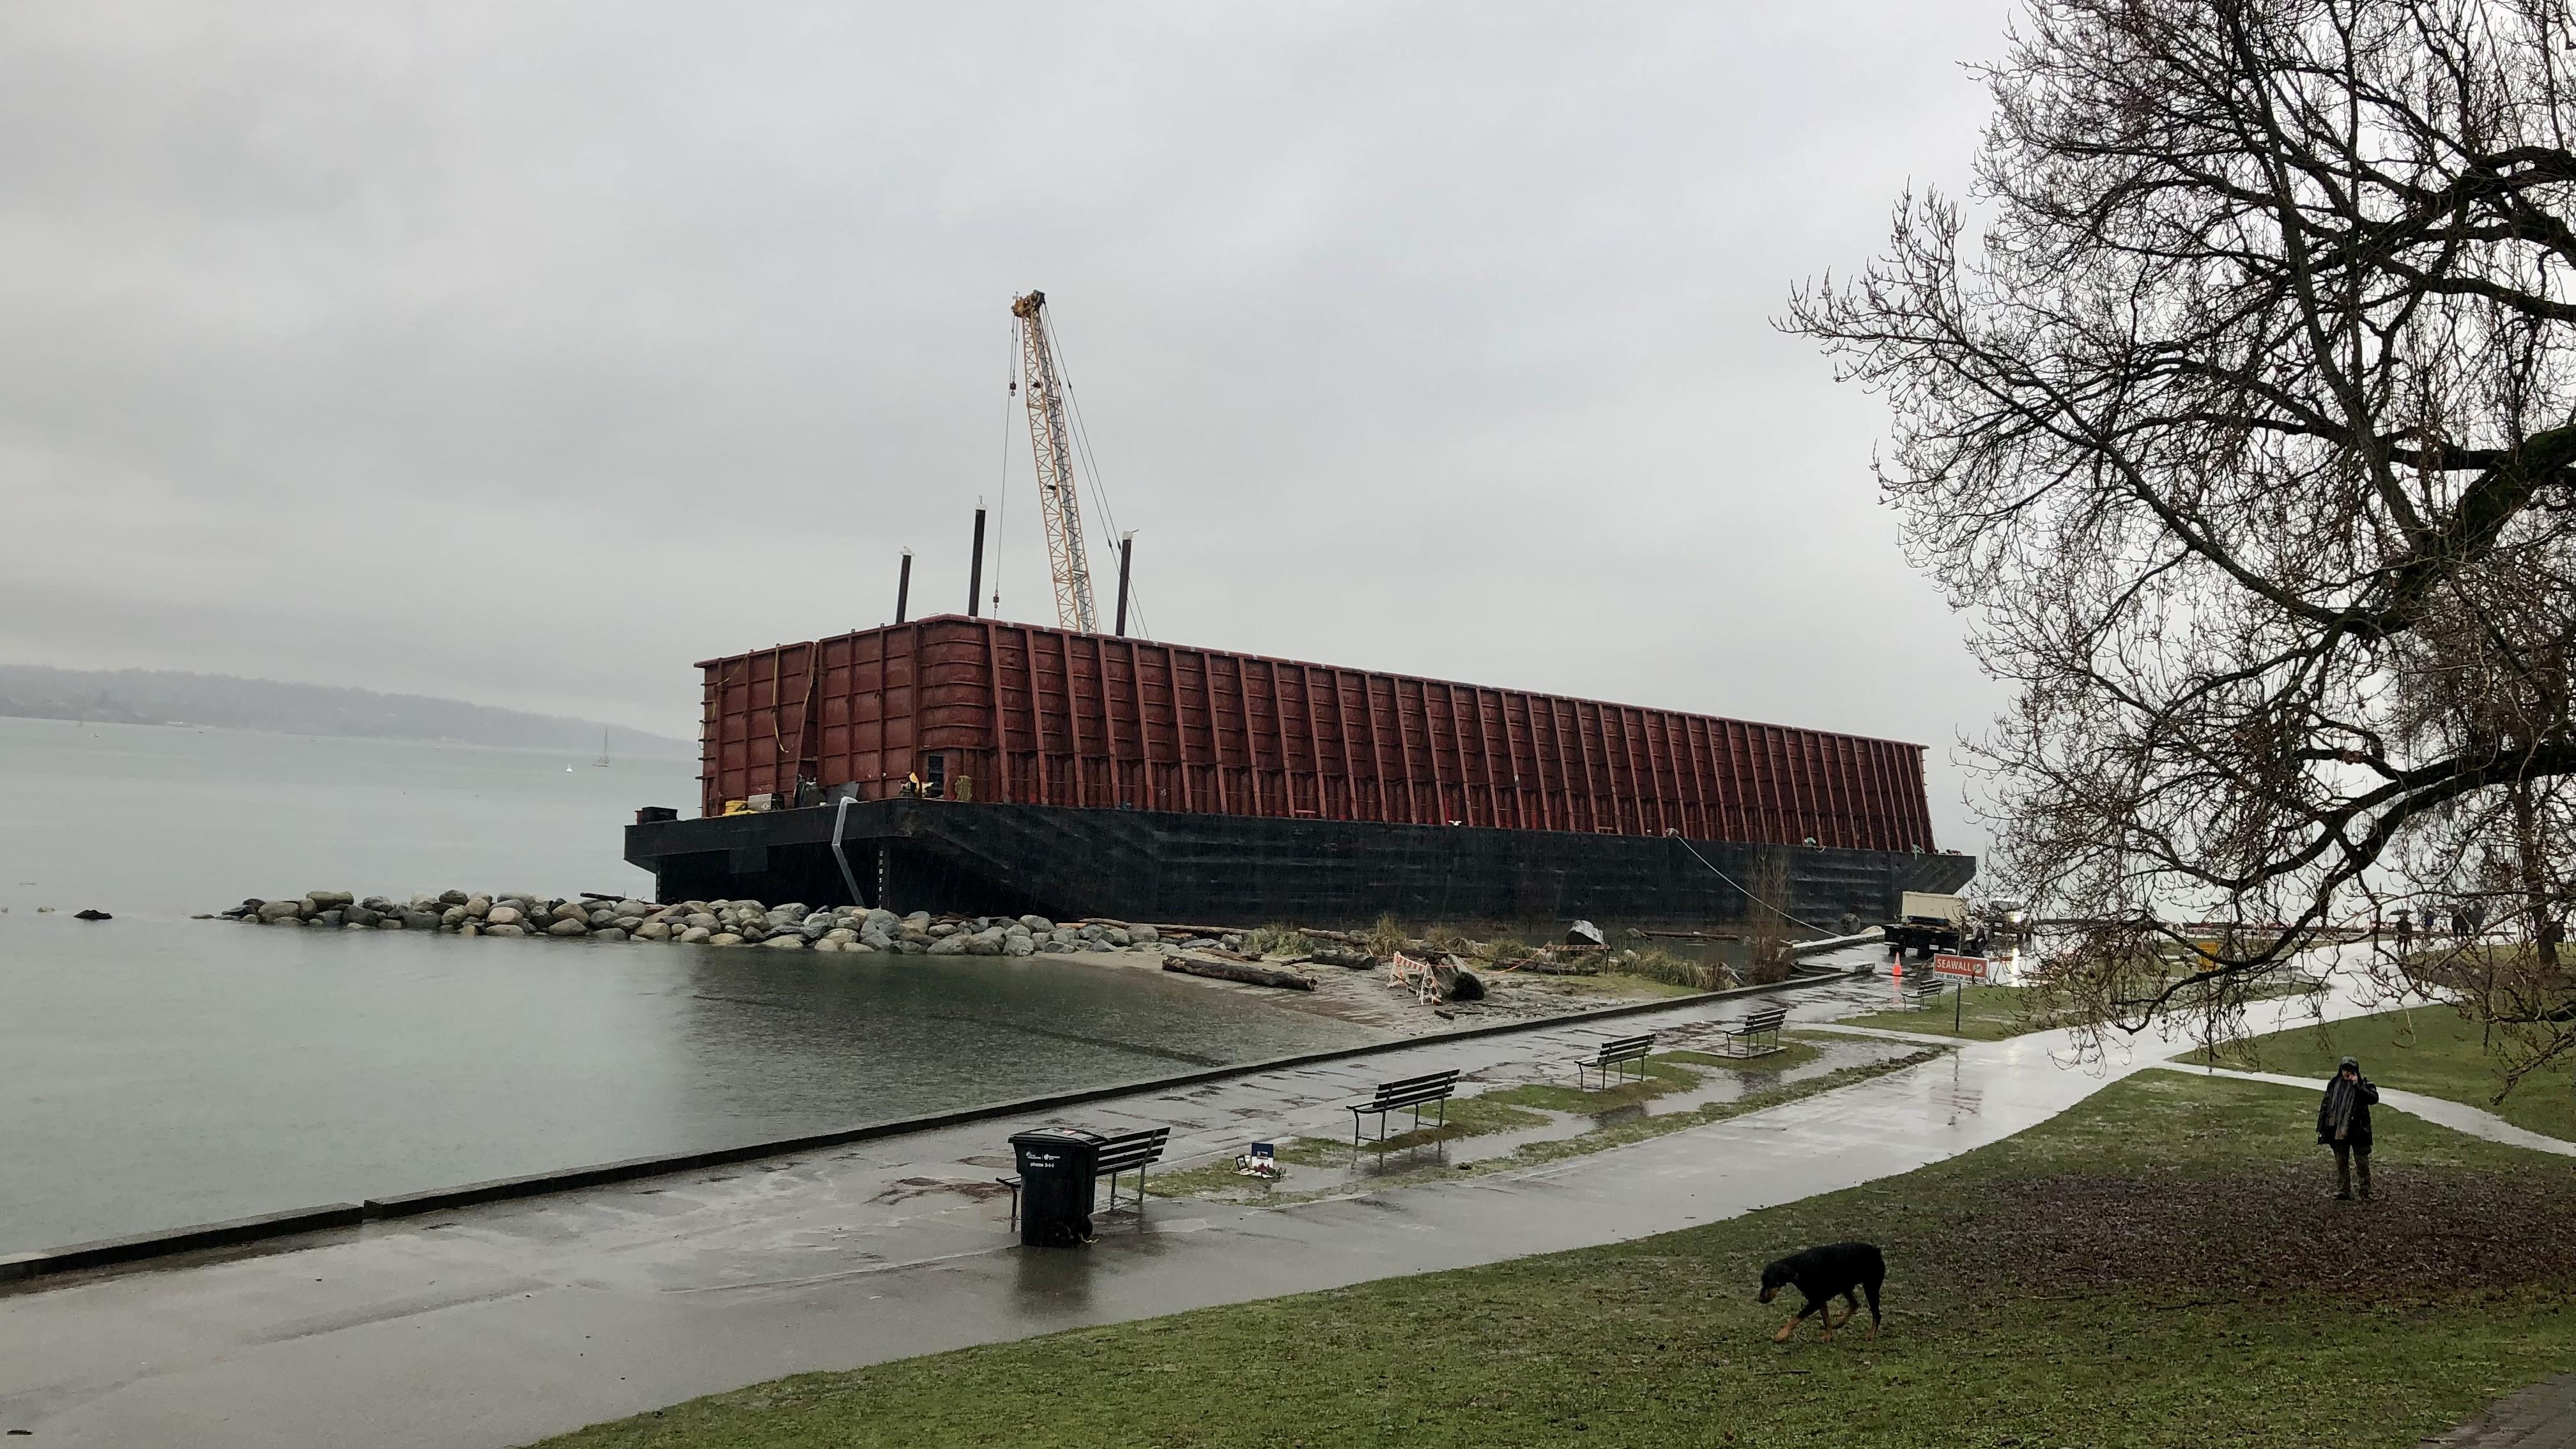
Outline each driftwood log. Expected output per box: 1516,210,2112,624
1278,947,1377,969
1496,955,1601,976
1162,956,1315,991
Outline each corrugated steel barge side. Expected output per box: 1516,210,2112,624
637,618,1971,926
624,797,1977,931
695,615,1938,852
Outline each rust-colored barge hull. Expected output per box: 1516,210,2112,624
695,616,1938,854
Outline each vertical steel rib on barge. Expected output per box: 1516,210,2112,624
624,615,1975,926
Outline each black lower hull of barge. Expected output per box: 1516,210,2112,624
624,800,1975,930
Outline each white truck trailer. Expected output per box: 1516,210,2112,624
1886,891,1971,956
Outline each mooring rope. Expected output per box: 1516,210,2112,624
1662,829,1837,933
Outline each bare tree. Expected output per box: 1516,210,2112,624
1786,0,2576,1082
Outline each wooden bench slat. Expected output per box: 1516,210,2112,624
1094,1135,1169,1172
1370,1070,1461,1092
1351,1069,1461,1148
1572,1031,1657,1087
1590,1034,1654,1053
1717,1004,1790,1058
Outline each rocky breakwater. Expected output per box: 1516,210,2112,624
214,891,1192,956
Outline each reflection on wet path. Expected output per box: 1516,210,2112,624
1254,1016,1930,1188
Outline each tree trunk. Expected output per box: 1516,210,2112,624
2511,779,2563,974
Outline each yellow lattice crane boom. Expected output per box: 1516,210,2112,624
1010,290,1098,634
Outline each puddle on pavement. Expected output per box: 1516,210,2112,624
1311,1033,1926,1182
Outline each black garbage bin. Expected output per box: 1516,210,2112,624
1009,1128,1104,1247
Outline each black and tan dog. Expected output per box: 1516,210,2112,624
1758,1242,1885,1342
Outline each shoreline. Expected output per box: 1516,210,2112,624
0,963,1862,1287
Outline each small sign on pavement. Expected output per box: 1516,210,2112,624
1932,953,1990,981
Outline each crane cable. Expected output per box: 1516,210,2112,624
1040,307,1149,640
1048,310,1139,636
992,316,1018,615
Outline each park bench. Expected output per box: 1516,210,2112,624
1718,1004,1790,1057
1092,1126,1171,1215
1574,1032,1657,1089
999,1124,1172,1229
1350,1068,1460,1151
1903,975,1948,1011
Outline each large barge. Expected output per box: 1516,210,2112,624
624,615,1974,928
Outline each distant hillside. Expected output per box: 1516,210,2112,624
0,665,693,756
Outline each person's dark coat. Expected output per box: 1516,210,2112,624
2317,1057,2379,1151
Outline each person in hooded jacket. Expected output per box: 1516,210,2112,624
2316,1055,2379,1201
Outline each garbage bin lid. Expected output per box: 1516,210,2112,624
1008,1127,1105,1147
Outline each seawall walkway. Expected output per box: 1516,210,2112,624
0,969,2386,1449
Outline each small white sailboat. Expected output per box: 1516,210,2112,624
593,727,611,768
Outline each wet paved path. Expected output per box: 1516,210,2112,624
2423,1375,2576,1448
0,963,2390,1448
2159,1063,2576,1157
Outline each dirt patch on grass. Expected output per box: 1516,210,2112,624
1931,1166,2576,1301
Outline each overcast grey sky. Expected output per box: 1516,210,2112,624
1,2,2017,852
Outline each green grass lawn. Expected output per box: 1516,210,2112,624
1833,972,2324,1044
2188,1006,2576,1143
1835,981,2034,1039
531,1072,2576,1449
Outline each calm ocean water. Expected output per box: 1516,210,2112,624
0,718,1381,1253
0,715,697,917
